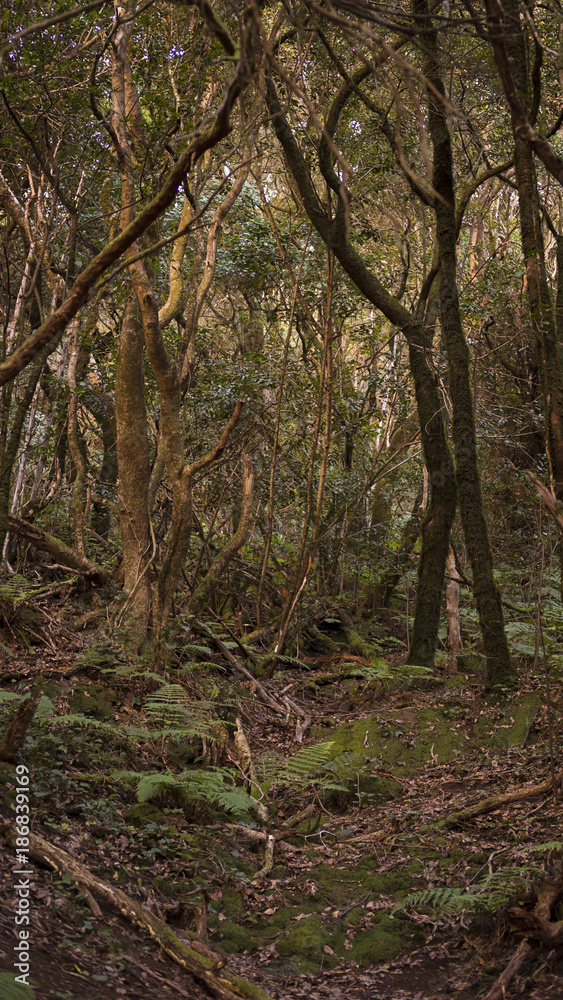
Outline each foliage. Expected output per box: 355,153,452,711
393,843,563,918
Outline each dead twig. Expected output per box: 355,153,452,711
483,939,532,1000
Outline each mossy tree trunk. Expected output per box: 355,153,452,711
266,73,457,667
420,0,516,688
115,295,152,651
500,1,563,597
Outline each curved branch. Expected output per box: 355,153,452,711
0,3,255,387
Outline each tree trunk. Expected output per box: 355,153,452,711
266,75,457,667
499,0,563,601
445,546,462,652
421,0,516,688
115,295,152,651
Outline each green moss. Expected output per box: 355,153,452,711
349,913,413,965
220,888,245,918
216,919,255,954
276,914,340,972
266,908,292,931
69,683,117,720
473,692,542,748
314,857,418,902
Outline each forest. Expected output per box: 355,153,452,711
0,0,562,998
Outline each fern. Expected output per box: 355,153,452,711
252,741,346,796
520,841,563,854
137,771,179,802
145,684,191,724
0,691,23,706
0,575,36,606
393,862,552,919
134,767,256,822
182,644,214,658
285,741,335,776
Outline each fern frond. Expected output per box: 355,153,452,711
285,741,334,776
393,859,552,919
135,767,256,822
182,644,214,658
137,772,178,802
519,841,563,854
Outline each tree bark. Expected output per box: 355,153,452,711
420,0,515,688
115,296,152,650
7,515,108,582
0,690,41,762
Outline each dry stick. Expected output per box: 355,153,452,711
432,769,563,830
193,618,289,714
252,834,276,881
208,609,261,669
483,939,532,1000
0,825,274,1000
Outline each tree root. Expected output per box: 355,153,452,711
0,824,274,1000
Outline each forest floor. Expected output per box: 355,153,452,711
0,600,562,1000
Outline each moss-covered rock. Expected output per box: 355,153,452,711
473,692,542,749
216,919,256,954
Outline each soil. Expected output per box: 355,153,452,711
0,624,562,1000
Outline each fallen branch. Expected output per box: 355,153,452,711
252,834,276,882
194,618,293,715
432,769,563,829
0,825,274,1000
483,939,532,1000
8,515,109,583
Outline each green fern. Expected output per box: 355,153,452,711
393,861,553,919
0,691,22,706
520,841,562,854
134,767,256,822
252,741,346,796
145,684,190,723
182,644,214,658
285,741,335,776
0,575,36,606
137,771,179,802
